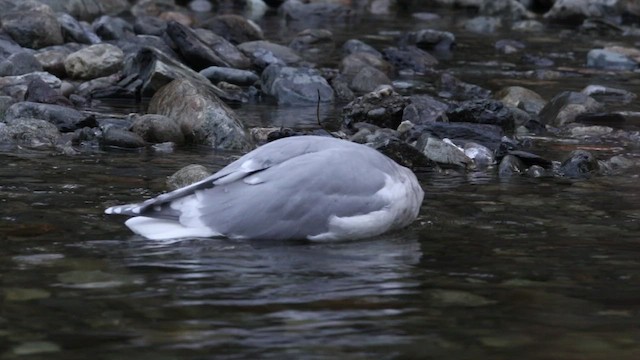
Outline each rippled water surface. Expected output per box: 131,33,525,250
2,5,640,360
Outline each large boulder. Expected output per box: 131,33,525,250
0,117,61,148
261,64,334,105
0,0,64,49
147,79,253,150
64,44,124,80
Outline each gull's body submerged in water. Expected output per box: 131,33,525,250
105,136,424,241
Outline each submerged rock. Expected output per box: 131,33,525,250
559,150,600,178
498,154,526,177
261,64,334,105
147,79,253,150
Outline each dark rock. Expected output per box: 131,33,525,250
280,0,351,24
64,44,124,80
402,29,456,52
498,155,526,177
92,15,134,41
526,165,547,178
342,39,382,58
167,164,210,190
559,150,600,178
495,39,525,54
402,94,448,125
24,77,73,107
4,101,97,132
369,136,432,170
101,127,146,149
446,99,516,132
34,47,75,78
0,96,16,118
521,53,554,67
0,32,27,59
538,91,603,127
200,67,259,86
167,21,237,71
129,114,185,145
402,122,504,151
495,86,546,114
330,74,355,102
261,64,334,105
0,72,62,100
57,13,99,44
199,14,263,44
383,46,438,74
238,40,302,69
342,86,408,130
0,117,61,148
147,79,253,150
289,28,335,61
438,73,491,100
0,52,43,76
194,28,252,70
340,52,393,80
0,0,64,49
350,66,392,93
506,150,553,168
574,112,626,126
133,16,167,36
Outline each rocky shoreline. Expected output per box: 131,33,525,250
1,0,640,183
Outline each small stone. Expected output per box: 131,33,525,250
167,164,211,190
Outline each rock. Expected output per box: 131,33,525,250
429,289,495,307
289,28,335,61
340,52,393,80
544,0,619,22
101,127,146,149
402,29,456,52
199,14,263,44
0,72,62,100
525,165,547,177
194,28,252,70
0,0,64,49
57,13,99,44
505,150,553,168
446,99,516,132
559,150,600,178
200,66,259,86
167,164,210,190
498,154,526,177
24,77,73,107
587,48,638,70
382,46,438,74
238,40,302,69
495,86,546,115
538,91,603,127
402,94,448,124
342,86,409,130
403,122,504,151
350,124,432,169
465,16,502,33
39,0,130,22
64,44,124,80
0,117,61,148
280,0,352,23
495,39,525,54
568,124,614,138
261,64,334,105
0,52,43,77
330,74,355,102
11,341,60,356
133,16,167,36
92,15,134,41
4,102,97,132
0,96,16,118
167,21,237,71
464,142,495,168
417,135,472,167
512,19,545,32
129,114,185,145
350,66,392,94
147,79,253,150
438,73,491,100
581,84,636,105
342,39,382,58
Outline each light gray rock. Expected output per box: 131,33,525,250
167,164,210,190
147,79,253,150
350,66,391,93
261,64,334,105
539,91,604,127
342,39,382,58
416,135,472,167
340,52,393,81
495,86,547,114
0,117,61,148
200,66,259,86
64,44,124,80
238,40,302,69
587,48,638,70
0,0,64,49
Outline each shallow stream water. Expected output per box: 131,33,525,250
2,5,640,359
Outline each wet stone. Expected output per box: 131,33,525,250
342,39,382,58
200,14,263,44
64,43,125,80
416,135,472,167
350,66,392,94
167,164,211,190
587,48,637,70
200,67,259,86
446,99,516,132
402,29,456,52
499,154,526,177
0,52,43,77
429,289,496,307
238,40,302,69
495,86,546,115
92,15,134,41
261,64,334,105
0,0,64,49
342,86,408,130
101,127,147,149
382,46,438,74
538,91,603,127
559,150,600,179
129,114,185,145
402,94,448,125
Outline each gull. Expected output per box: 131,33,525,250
105,135,424,241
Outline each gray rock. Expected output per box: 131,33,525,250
464,16,502,33
0,117,61,148
261,64,334,105
101,127,146,149
586,48,638,70
416,135,472,167
0,96,16,119
200,66,259,86
402,29,456,52
464,142,495,168
199,14,263,44
349,124,432,169
24,77,73,107
446,99,516,132
512,19,545,32
538,91,603,127
0,72,62,100
495,86,546,114
581,84,637,105
383,45,438,74
34,47,76,78
129,114,185,145
0,52,42,76
4,101,97,132
0,0,64,49
402,122,504,151
495,39,525,54
289,28,335,60
402,94,448,124
167,21,237,71
340,52,393,80
280,0,351,23
167,164,211,190
238,40,302,69
544,0,619,21
559,150,600,178
342,86,408,130
64,44,124,80
147,79,253,150
57,13,99,44
438,73,491,100
0,32,27,59
498,154,526,177
350,66,392,93
342,39,382,58
330,74,355,102
133,16,167,36
39,0,129,22
92,15,134,41
194,28,252,70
